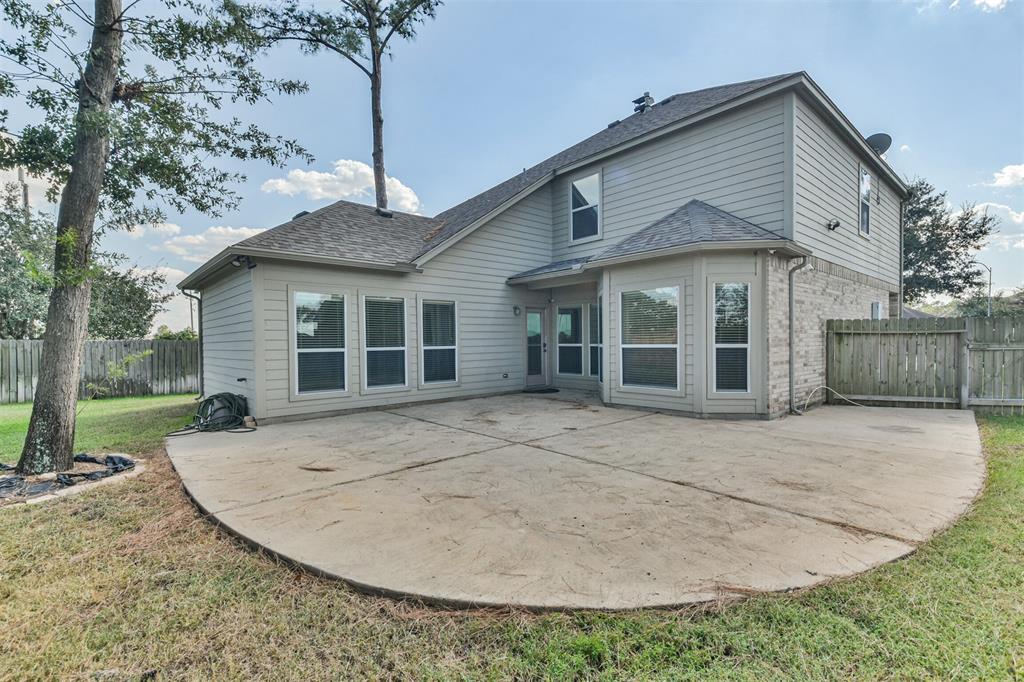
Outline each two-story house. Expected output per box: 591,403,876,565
178,72,908,423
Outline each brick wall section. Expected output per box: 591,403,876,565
765,254,897,417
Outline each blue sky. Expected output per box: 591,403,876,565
10,0,1024,329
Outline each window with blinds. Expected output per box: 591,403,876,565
557,306,583,375
421,300,457,383
364,297,406,388
713,282,749,392
589,300,602,381
294,291,345,393
620,287,678,389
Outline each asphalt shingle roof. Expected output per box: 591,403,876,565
508,256,592,280
235,201,441,265
508,200,786,280
231,74,797,267
594,200,785,262
422,73,796,258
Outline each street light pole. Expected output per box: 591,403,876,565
972,260,993,317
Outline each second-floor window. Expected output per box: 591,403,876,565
859,167,872,236
570,172,601,242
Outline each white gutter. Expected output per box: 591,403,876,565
583,239,811,270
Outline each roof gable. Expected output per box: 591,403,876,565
420,73,797,260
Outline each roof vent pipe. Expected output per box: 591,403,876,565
788,255,810,415
632,91,654,114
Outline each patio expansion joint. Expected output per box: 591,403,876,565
522,443,922,548
204,440,514,516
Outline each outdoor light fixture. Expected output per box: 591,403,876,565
230,255,256,269
826,219,840,231
512,305,521,316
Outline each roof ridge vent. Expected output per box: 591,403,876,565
607,119,621,128
632,91,655,114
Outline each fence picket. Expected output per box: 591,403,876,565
0,339,199,403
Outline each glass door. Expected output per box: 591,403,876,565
526,308,547,386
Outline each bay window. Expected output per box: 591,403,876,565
620,287,679,389
713,282,750,392
557,306,583,375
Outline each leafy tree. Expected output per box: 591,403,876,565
902,178,998,303
244,0,441,209
1,189,173,340
154,324,198,341
0,184,51,339
956,287,1024,318
88,264,171,339
1,0,309,474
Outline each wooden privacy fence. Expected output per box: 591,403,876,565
0,339,199,404
825,316,1024,415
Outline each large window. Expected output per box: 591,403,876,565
713,283,750,392
294,291,345,394
570,172,600,242
363,297,406,388
859,167,872,236
557,306,583,375
589,300,603,381
421,300,457,384
620,287,679,389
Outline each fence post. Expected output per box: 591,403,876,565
959,321,970,410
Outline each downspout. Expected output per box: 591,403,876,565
898,197,905,319
182,290,203,397
788,256,809,415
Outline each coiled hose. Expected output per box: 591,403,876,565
167,393,254,436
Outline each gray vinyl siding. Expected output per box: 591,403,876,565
255,188,553,421
200,266,256,411
792,95,901,287
551,95,787,261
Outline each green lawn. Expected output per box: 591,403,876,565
0,394,198,464
0,399,1021,680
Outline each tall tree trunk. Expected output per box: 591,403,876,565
16,0,123,475
368,14,387,210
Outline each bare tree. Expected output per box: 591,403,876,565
245,0,441,210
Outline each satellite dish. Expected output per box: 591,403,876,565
866,133,892,156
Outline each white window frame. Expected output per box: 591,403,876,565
618,286,681,392
289,287,349,401
589,300,603,382
568,171,602,244
858,165,872,238
556,305,584,376
419,298,458,387
711,281,751,394
361,295,408,392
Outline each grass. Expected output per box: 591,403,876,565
0,399,1021,680
0,394,199,463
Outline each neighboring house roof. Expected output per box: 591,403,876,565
902,307,935,319
593,200,785,262
421,73,797,259
508,200,801,282
235,200,441,265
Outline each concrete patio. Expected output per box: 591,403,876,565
166,392,985,610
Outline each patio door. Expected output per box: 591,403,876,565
526,308,548,386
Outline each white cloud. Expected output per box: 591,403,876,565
128,221,183,240
949,0,960,7
988,163,1024,187
976,203,1024,252
973,0,1008,10
154,225,265,263
899,144,911,153
261,159,422,214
